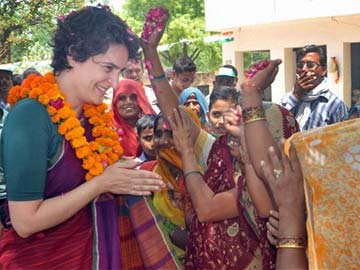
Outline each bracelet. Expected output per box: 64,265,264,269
277,242,305,249
244,117,266,124
183,170,201,178
151,73,166,81
277,237,306,249
242,106,266,124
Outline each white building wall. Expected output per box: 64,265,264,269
219,15,360,105
205,0,360,31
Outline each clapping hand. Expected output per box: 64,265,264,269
101,159,165,196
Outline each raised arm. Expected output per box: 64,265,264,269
140,8,200,141
241,59,283,180
169,107,238,222
223,107,275,217
261,143,308,270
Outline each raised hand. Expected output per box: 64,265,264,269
141,7,169,50
241,59,282,93
223,105,242,139
168,106,196,156
260,141,305,211
293,70,318,98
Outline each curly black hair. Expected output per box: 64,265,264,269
50,6,139,74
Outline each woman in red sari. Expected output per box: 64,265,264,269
111,79,155,158
168,91,299,269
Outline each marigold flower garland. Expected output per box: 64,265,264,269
8,72,123,181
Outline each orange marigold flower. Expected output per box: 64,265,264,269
71,136,88,148
89,116,103,126
7,86,22,105
112,145,124,156
58,122,68,135
102,113,112,123
96,103,108,113
89,162,104,176
76,146,91,159
65,126,85,140
57,107,72,119
92,126,103,137
38,95,50,105
89,141,98,151
84,106,98,117
97,137,114,147
47,106,57,116
52,115,60,123
64,117,81,130
82,155,96,169
30,76,42,88
44,72,55,83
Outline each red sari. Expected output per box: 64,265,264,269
111,79,155,157
185,103,299,270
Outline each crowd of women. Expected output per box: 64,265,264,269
0,4,355,270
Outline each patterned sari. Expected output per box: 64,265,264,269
286,118,360,270
123,113,215,269
185,102,299,270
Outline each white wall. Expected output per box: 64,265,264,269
205,0,360,31
219,14,360,105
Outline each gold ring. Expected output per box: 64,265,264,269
273,169,283,179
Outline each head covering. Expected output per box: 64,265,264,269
179,87,208,123
111,79,155,157
152,108,201,228
216,67,236,78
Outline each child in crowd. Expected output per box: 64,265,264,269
170,56,196,96
136,114,157,162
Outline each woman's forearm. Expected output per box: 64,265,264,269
143,48,179,120
244,164,274,217
181,149,238,222
276,209,308,269
241,87,279,180
9,175,104,238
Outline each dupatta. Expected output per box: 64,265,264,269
111,79,155,157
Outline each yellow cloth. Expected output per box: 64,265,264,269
153,107,202,228
288,119,360,270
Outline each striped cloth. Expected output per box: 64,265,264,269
281,79,347,131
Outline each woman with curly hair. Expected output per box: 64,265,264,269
0,6,163,269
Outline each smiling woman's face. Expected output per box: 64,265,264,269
116,92,141,121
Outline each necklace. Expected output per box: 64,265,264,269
8,72,123,181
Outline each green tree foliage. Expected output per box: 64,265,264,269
0,0,87,64
121,0,222,72
243,51,270,70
